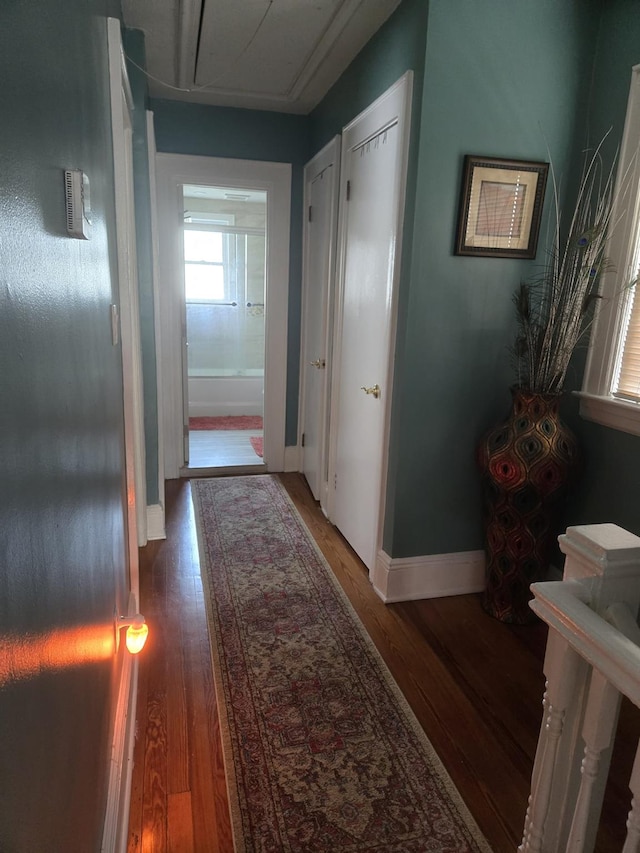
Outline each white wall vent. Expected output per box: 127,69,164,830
64,169,91,239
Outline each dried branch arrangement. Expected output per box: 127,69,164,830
512,135,621,394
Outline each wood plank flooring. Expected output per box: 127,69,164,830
127,473,639,852
188,429,264,468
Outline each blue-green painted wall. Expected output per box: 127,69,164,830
0,2,128,849
384,0,600,556
150,100,310,445
125,30,160,505
145,0,638,562
562,0,640,536
308,0,429,152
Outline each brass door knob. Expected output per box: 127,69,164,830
361,384,381,399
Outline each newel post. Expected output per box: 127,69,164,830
520,523,640,853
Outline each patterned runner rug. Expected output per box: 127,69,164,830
191,475,492,853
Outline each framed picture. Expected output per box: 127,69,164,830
455,156,549,258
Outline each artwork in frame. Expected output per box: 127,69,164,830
455,156,549,258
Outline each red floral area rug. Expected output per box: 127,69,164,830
190,415,263,431
191,475,492,853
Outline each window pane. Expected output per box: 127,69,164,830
185,263,225,301
184,229,223,263
612,209,640,400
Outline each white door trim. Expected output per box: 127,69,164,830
103,20,144,852
327,71,413,573
298,135,341,511
107,17,146,575
145,110,166,539
155,153,291,478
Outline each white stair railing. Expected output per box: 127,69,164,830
520,523,640,853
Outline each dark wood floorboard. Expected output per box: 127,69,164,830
127,473,638,852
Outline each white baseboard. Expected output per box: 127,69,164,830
146,504,166,540
371,549,486,603
101,651,139,853
283,444,300,472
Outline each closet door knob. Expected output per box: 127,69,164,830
360,384,380,399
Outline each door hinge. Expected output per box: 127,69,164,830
110,304,119,347
346,180,351,201
334,473,337,489
308,205,312,222
301,432,305,447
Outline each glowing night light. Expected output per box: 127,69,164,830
119,614,149,655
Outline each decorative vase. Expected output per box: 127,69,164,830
476,388,580,624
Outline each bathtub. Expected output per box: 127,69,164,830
188,370,264,416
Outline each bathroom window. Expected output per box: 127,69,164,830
182,189,267,378
184,211,238,303
184,228,227,301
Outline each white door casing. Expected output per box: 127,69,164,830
103,22,146,850
145,110,166,533
155,154,291,478
299,136,341,507
328,72,413,573
107,18,147,593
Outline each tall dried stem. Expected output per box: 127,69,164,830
511,135,619,394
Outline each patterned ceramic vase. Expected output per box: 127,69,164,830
476,388,580,624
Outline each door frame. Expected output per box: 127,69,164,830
298,135,341,512
107,18,147,587
155,153,291,478
326,71,413,572
145,110,166,533
102,19,146,853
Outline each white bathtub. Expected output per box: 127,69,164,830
188,373,264,416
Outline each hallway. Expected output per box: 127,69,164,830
127,475,638,853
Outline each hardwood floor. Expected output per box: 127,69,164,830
127,473,638,852
188,429,264,468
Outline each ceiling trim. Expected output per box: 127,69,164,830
126,0,403,115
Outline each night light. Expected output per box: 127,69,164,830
117,613,149,655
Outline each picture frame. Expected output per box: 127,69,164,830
455,155,549,258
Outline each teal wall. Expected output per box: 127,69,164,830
384,0,601,556
125,30,160,505
150,100,310,445
0,2,128,850
562,0,640,536
145,0,638,562
308,0,429,152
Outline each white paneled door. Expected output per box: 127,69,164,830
329,73,412,573
300,137,340,506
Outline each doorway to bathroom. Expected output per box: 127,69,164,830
183,183,266,469
155,153,291,480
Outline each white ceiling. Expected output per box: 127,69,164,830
121,0,402,114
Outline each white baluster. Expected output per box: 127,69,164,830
519,631,581,852
520,690,550,853
623,741,640,853
566,671,620,852
523,524,640,853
